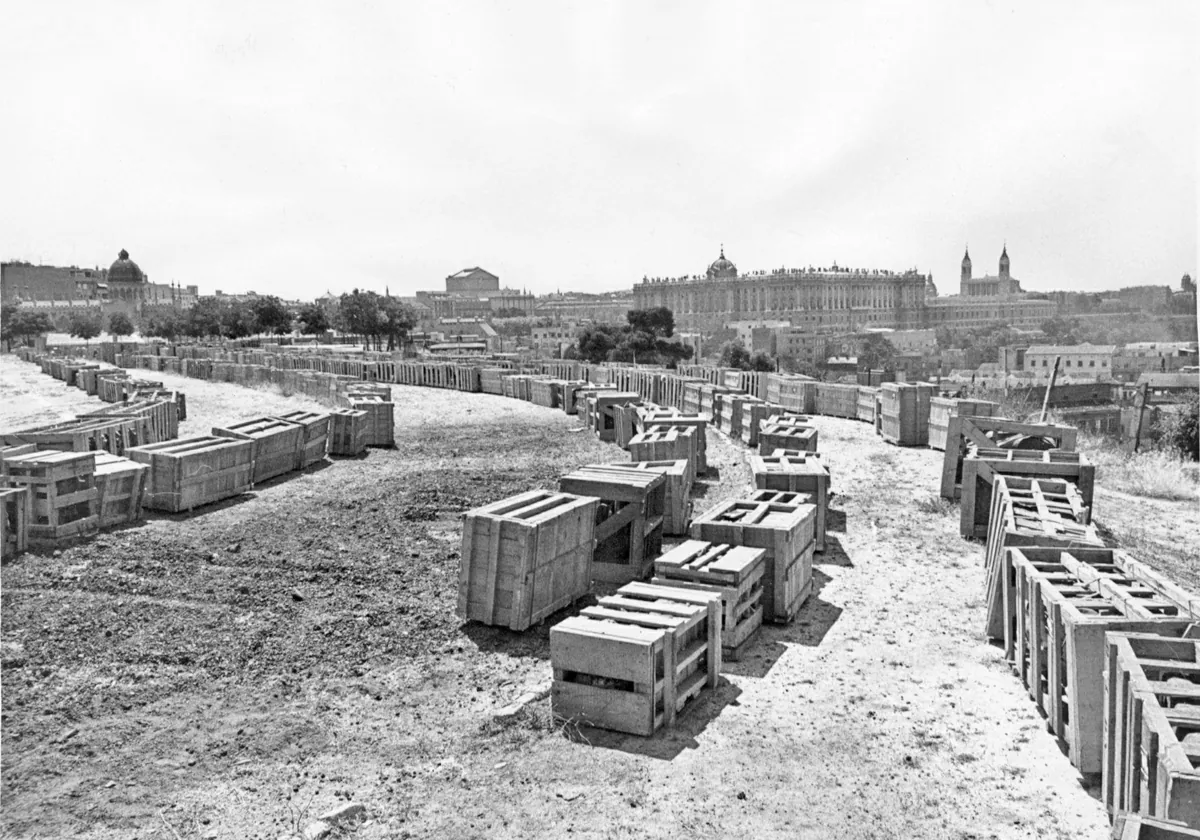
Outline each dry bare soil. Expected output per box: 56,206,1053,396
2,354,1197,840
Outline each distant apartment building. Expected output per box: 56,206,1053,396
531,321,579,356
1114,341,1199,378
1024,344,1117,380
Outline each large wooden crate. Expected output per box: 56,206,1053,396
328,408,369,456
559,467,666,585
345,396,394,447
628,428,696,480
940,416,1079,499
213,417,304,485
128,436,254,513
2,451,99,546
1010,549,1197,775
741,402,788,447
816,383,859,418
690,498,816,624
643,414,708,474
1104,632,1200,828
982,476,1103,641
619,459,692,536
589,391,642,442
1,417,142,456
879,383,933,446
961,449,1096,539
751,450,829,552
856,387,879,423
458,490,598,631
653,540,766,660
530,379,565,409
271,410,330,469
551,584,719,735
83,398,179,445
928,397,998,451
92,453,149,529
0,486,31,560
757,417,818,455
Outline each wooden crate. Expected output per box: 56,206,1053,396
758,418,818,455
213,417,304,485
1,417,142,456
741,402,788,447
628,428,696,480
590,392,642,442
551,585,719,735
1,486,31,560
816,383,859,418
1010,549,1197,775
690,498,816,624
346,396,394,447
982,476,1103,641
328,408,369,456
2,451,99,546
0,444,39,470
458,490,598,631
128,436,254,513
618,459,693,536
879,383,932,446
1112,815,1200,840
530,378,564,409
961,449,1096,539
652,539,765,660
928,398,998,452
271,410,330,469
940,415,1079,499
1104,632,1200,828
93,452,149,529
750,451,829,551
643,414,708,474
856,387,879,423
559,467,666,585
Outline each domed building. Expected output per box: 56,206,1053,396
108,249,147,301
706,248,738,280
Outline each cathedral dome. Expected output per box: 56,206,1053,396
706,247,738,279
108,248,145,283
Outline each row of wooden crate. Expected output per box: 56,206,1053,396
978,474,1200,833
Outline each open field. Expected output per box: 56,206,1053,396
2,354,1198,839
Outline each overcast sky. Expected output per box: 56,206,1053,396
2,1,1195,300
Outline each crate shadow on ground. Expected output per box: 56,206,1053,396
826,508,847,533
566,679,743,761
722,568,843,679
147,491,258,523
459,595,606,661
817,533,853,568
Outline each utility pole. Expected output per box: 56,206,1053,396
1038,355,1061,423
1131,381,1150,453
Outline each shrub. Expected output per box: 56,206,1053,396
1154,392,1199,461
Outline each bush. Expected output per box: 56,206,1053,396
1155,393,1199,461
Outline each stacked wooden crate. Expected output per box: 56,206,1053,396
642,413,708,474
213,417,304,485
559,466,666,584
1,417,141,456
628,428,697,480
590,392,642,442
2,451,99,546
928,398,998,451
652,540,766,660
620,460,692,536
92,453,149,529
690,496,817,624
741,401,788,447
750,452,829,551
0,485,31,560
960,449,1096,540
940,416,1078,499
128,436,254,512
1104,632,1200,829
1007,548,1199,775
271,410,331,469
344,395,394,447
982,476,1102,642
458,490,598,631
530,378,565,409
550,581,721,735
757,415,818,455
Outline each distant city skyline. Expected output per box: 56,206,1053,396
2,2,1195,300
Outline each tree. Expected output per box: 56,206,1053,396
338,290,383,349
576,324,621,364
185,298,225,338
2,303,54,350
380,296,418,351
626,306,675,338
251,296,294,336
67,312,103,345
857,334,897,370
718,340,752,370
297,303,331,335
749,352,776,372
108,312,135,342
144,312,185,341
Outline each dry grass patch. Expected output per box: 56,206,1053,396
1085,444,1199,502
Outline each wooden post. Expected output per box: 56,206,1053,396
1039,356,1061,423
1131,382,1149,453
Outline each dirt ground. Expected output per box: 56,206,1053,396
2,353,1197,839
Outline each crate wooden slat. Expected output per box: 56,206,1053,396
1,451,99,546
856,386,879,423
212,417,304,485
879,383,934,446
613,459,693,536
757,418,818,455
559,467,666,585
328,408,369,456
690,498,816,624
458,490,598,631
1112,815,1200,840
652,539,766,660
750,451,829,551
741,402,789,447
346,396,395,447
1104,632,1200,828
0,444,39,470
271,410,331,469
1010,549,1197,775
940,415,1079,500
92,452,149,529
961,449,1096,539
0,486,31,560
982,476,1103,641
127,436,254,513
1,417,142,456
928,398,998,451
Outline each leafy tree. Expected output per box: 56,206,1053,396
221,301,256,339
1154,392,1199,462
857,333,897,370
381,296,418,351
576,324,622,364
749,352,776,372
251,296,294,336
67,312,103,345
185,298,225,338
297,303,331,335
144,312,185,341
108,312,135,342
718,340,752,370
626,306,675,338
338,289,383,349
2,303,55,350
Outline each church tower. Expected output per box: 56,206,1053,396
999,244,1010,281
960,247,972,295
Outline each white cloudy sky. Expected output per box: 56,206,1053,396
2,1,1195,300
